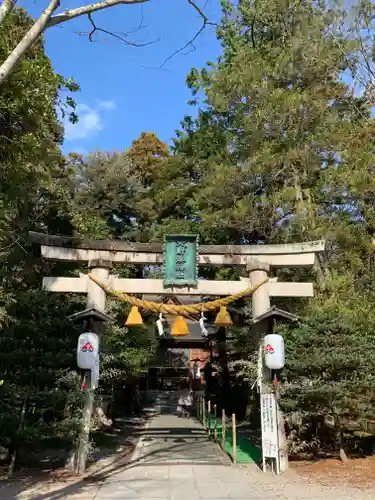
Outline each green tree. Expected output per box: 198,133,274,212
0,8,82,465
65,150,141,239
282,274,375,456
0,8,78,268
174,0,373,246
127,132,169,186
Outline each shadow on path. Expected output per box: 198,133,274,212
0,393,232,499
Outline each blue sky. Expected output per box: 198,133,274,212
23,0,222,155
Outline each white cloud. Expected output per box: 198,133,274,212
97,99,117,111
64,104,103,141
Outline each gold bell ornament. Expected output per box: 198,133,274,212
125,306,143,326
171,315,189,337
214,306,233,327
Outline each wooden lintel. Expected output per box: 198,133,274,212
40,245,318,268
30,231,325,256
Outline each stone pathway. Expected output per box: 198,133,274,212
2,393,375,499
95,394,246,499
131,398,229,466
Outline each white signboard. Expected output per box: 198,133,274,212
91,357,100,389
261,392,279,460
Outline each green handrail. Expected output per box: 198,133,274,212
194,395,261,464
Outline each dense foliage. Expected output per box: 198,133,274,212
0,10,157,466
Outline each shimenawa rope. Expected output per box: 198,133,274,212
87,273,269,318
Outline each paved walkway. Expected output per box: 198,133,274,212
95,393,253,499
131,395,229,467
2,393,375,499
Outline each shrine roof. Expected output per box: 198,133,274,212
252,306,298,324
68,307,112,323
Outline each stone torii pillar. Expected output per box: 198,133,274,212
248,261,271,318
245,261,271,391
86,260,111,312
246,261,288,473
75,259,111,475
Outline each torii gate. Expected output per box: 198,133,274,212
29,232,325,472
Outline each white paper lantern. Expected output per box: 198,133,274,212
264,333,285,370
77,332,99,370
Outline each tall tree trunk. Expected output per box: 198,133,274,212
335,415,348,463
7,393,28,477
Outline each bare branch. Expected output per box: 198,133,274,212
160,25,204,68
78,9,159,47
0,0,60,85
46,0,149,28
0,0,150,84
160,0,216,68
0,0,213,84
127,4,147,36
187,0,209,22
0,0,17,26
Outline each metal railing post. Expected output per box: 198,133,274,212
214,404,218,442
232,413,237,464
207,400,211,434
222,409,226,449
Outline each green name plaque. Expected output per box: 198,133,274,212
163,234,199,287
